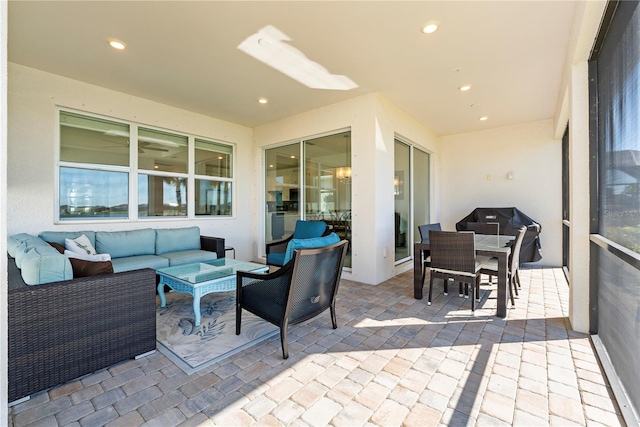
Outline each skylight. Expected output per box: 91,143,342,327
238,25,358,91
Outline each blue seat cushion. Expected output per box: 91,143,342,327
14,237,54,268
155,227,201,255
266,252,286,267
160,249,218,267
111,255,169,273
284,232,341,264
292,220,327,239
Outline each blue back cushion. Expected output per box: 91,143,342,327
14,237,51,268
8,233,37,258
39,231,96,248
95,229,156,258
292,220,327,239
155,227,201,254
20,246,73,285
283,232,341,264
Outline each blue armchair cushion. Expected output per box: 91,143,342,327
283,232,341,265
266,252,287,267
292,220,327,239
155,227,201,255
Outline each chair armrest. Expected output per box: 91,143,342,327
200,235,225,259
266,234,293,255
236,259,294,305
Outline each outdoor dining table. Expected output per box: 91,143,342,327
413,234,515,318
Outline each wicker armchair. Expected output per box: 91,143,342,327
237,240,349,358
428,230,482,311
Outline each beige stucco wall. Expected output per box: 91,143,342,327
7,64,257,261
439,120,562,267
253,92,439,284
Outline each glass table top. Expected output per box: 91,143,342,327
156,258,266,284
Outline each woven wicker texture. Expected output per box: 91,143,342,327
466,222,500,235
8,261,156,403
428,231,480,310
479,226,527,305
237,240,348,358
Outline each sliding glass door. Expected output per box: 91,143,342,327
265,144,300,245
413,149,430,243
265,130,352,268
394,140,411,262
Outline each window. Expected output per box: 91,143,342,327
58,110,234,221
195,139,233,216
589,1,640,420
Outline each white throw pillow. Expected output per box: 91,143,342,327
65,234,97,256
64,250,111,262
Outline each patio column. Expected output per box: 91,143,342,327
568,61,590,334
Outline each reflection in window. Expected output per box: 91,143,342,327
138,174,187,217
59,167,129,219
58,110,235,221
195,139,233,178
60,111,129,167
195,179,232,216
138,128,188,173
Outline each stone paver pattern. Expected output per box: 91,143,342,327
8,267,626,426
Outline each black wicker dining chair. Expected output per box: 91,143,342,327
465,221,500,235
236,240,349,359
477,226,527,307
466,222,500,284
417,223,442,291
428,230,482,311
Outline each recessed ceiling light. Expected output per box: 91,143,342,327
258,98,268,104
479,116,489,121
217,156,223,160
421,22,439,34
107,39,126,50
290,155,295,159
458,85,472,92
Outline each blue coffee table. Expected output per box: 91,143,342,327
157,258,268,326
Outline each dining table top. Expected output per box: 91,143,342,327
415,233,515,251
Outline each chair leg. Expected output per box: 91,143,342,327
515,269,522,288
458,281,463,297
509,275,516,307
443,279,448,296
330,305,338,329
475,276,481,302
280,326,289,359
428,275,434,305
463,283,469,299
470,281,475,312
236,306,242,335
512,275,519,297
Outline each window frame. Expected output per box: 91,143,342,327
55,108,235,223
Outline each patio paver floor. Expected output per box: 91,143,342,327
8,267,626,426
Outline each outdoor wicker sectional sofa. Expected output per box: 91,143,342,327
7,227,225,403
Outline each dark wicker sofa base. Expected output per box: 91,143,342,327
8,258,157,403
